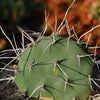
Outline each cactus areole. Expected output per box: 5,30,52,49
15,34,94,100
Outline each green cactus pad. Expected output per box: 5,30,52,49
15,35,94,100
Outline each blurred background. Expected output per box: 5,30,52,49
0,0,100,54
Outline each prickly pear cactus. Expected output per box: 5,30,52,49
15,34,94,100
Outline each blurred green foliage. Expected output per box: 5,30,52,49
0,0,45,37
0,0,24,24
96,7,100,19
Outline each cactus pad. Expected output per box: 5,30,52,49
15,35,94,100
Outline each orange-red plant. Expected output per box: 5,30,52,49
44,0,100,54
